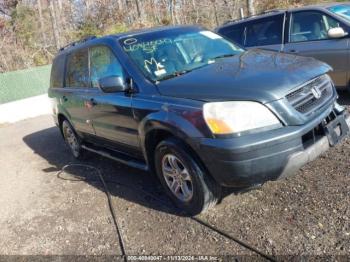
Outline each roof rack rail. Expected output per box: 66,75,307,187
59,35,97,52
263,9,285,14
222,9,285,26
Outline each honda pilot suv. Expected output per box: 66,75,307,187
49,26,350,215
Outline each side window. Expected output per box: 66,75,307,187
89,46,124,88
290,11,341,42
218,25,245,46
65,50,89,88
50,55,65,88
245,15,284,47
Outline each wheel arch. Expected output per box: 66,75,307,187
139,111,200,164
57,113,74,138
57,113,68,136
141,118,215,185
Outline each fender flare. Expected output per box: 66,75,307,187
138,110,204,165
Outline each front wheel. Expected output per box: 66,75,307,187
155,138,221,215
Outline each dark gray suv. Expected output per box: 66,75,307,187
49,26,350,214
216,3,350,91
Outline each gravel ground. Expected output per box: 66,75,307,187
0,92,349,260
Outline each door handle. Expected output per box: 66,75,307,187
85,98,97,109
62,95,68,102
289,49,298,53
90,98,97,106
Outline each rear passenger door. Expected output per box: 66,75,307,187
284,11,349,88
63,49,95,135
244,14,285,51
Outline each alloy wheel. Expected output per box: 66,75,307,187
161,154,193,202
63,124,80,157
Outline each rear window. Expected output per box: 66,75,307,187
218,25,245,46
245,15,284,47
50,55,65,88
218,15,284,47
65,50,89,88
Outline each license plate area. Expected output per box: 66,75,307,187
323,113,350,146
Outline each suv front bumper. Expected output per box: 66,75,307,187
193,106,350,188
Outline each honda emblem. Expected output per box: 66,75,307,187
311,86,322,99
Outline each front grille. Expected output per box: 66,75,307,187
286,75,333,114
301,111,337,149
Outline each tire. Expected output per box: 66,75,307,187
61,120,85,159
154,137,221,215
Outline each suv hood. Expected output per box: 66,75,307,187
156,49,332,103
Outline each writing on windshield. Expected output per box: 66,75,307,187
120,30,243,82
123,38,173,53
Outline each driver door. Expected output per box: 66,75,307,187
87,45,141,156
284,11,350,88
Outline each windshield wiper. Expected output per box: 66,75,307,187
210,53,236,60
157,69,192,82
156,63,213,82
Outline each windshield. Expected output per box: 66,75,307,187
328,4,350,22
119,28,243,82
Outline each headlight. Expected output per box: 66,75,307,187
203,101,281,135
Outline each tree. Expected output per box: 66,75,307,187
37,0,47,46
247,0,255,15
48,0,60,50
0,0,332,73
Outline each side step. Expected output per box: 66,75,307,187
81,144,149,171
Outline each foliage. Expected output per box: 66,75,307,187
0,0,338,73
76,18,101,39
103,24,128,35
10,5,37,47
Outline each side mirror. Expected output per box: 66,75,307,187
99,75,127,93
328,27,348,39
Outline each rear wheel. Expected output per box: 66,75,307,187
62,120,84,159
155,138,221,215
